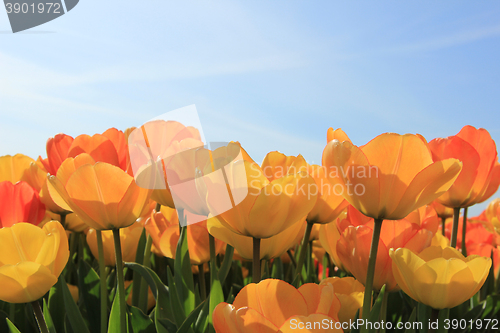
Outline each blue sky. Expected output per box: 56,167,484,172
1,0,499,215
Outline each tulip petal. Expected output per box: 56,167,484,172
0,154,34,183
322,140,380,219
0,262,57,303
37,221,69,278
235,307,280,333
0,223,45,265
233,279,308,328
388,159,462,220
213,303,242,333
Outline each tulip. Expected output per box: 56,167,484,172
125,280,155,311
0,154,35,183
86,222,144,266
319,212,348,273
430,200,454,235
67,128,128,171
320,277,364,327
50,161,150,230
336,219,433,292
485,198,500,233
429,126,498,208
207,214,304,260
145,207,224,265
390,246,491,309
205,149,318,282
0,181,45,227
0,221,69,303
323,132,462,324
323,133,462,221
212,279,341,332
40,133,74,176
429,126,499,252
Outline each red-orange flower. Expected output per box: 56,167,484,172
0,181,45,227
429,125,499,208
336,218,433,291
40,133,74,175
67,128,128,171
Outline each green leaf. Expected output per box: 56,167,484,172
368,285,386,324
175,226,196,316
108,286,130,333
209,270,225,333
167,267,187,327
48,276,66,333
217,245,234,284
417,302,430,333
58,274,91,333
404,307,417,333
43,299,57,333
177,300,207,333
193,298,210,333
156,318,178,333
5,318,21,333
128,305,155,333
124,262,173,325
78,258,101,332
132,229,147,307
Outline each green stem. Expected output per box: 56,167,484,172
209,234,217,274
295,221,314,282
252,237,261,283
441,217,446,236
461,207,468,255
361,218,383,333
450,208,460,248
138,235,153,313
198,264,207,300
112,229,127,332
59,213,67,229
9,303,15,321
287,249,297,268
96,230,108,333
31,301,49,333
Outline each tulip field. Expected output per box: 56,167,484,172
1,122,500,333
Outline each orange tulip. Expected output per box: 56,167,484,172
67,128,128,171
323,132,462,220
336,218,433,291
306,164,348,224
206,154,317,239
144,207,224,265
0,181,45,227
49,160,150,230
429,126,498,208
87,222,143,266
40,133,74,175
0,221,69,303
213,279,341,333
125,280,155,311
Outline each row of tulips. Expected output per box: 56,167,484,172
0,121,499,333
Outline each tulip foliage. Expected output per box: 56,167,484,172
0,123,500,333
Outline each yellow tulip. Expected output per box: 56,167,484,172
390,246,491,309
320,277,364,326
322,133,463,220
0,221,69,303
0,154,35,183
